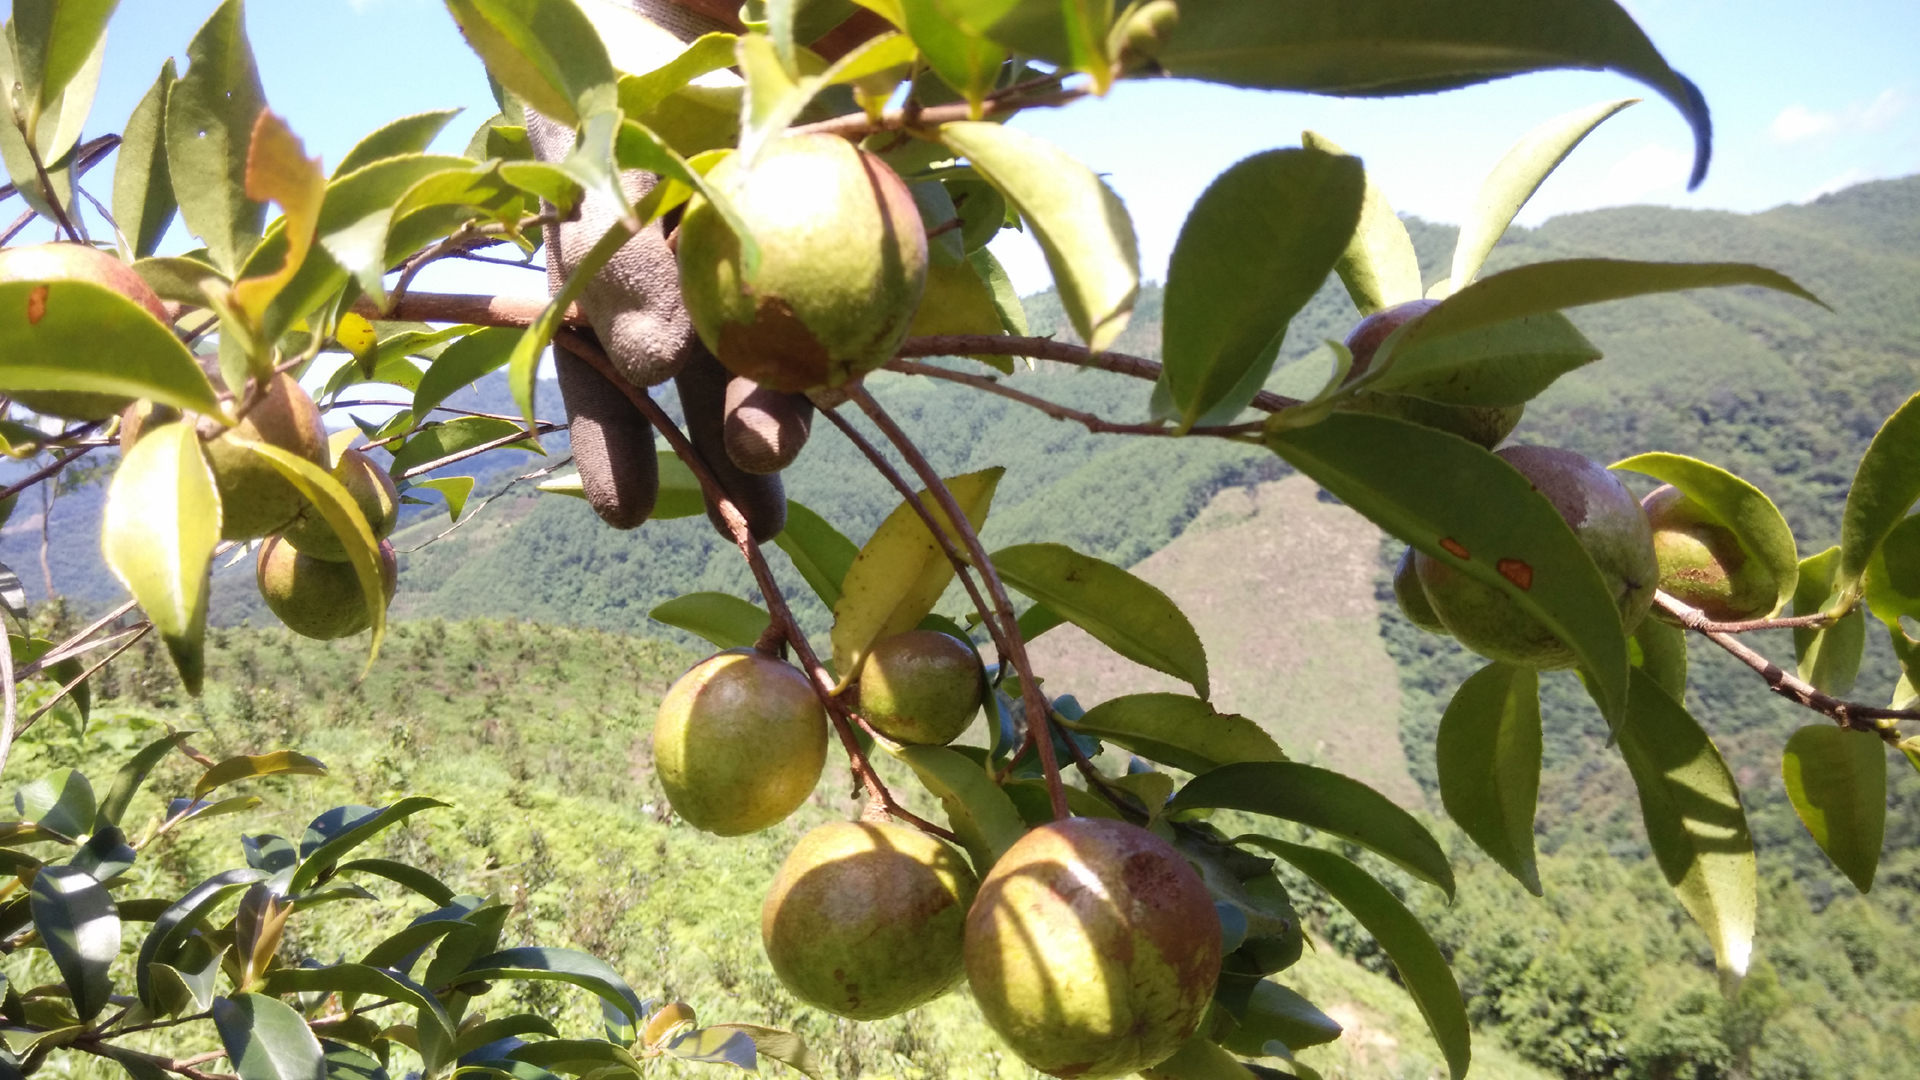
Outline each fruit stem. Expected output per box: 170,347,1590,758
845,383,1073,821
1656,591,1920,742
559,331,958,843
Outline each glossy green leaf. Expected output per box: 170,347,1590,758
1266,411,1631,726
1838,393,1920,603
194,752,329,801
1865,516,1920,627
615,32,738,117
774,501,859,609
410,476,476,522
1300,131,1421,315
1218,980,1344,1055
1613,452,1799,615
1794,547,1866,696
1065,694,1283,774
648,592,772,650
14,770,94,839
460,947,645,1022
451,1015,560,1059
358,918,464,976
444,0,618,126
1782,725,1886,893
832,467,1003,679
1364,308,1601,407
1447,99,1637,294
11,0,117,135
28,865,117,1021
1155,0,1710,190
941,122,1138,352
102,423,219,695
1174,762,1453,897
1435,662,1542,895
507,1039,642,1075
166,0,268,274
264,965,453,1046
1125,1035,1254,1079
0,280,219,412
507,218,633,432
887,743,1025,873
703,1024,823,1080
1014,602,1064,643
317,154,475,304
215,993,328,1080
99,732,192,828
1160,149,1363,430
1616,668,1755,984
137,868,268,1005
1633,619,1689,703
992,543,1210,698
291,798,448,892
970,247,1027,337
902,0,1006,110
113,59,179,259
411,327,520,421
735,33,819,164
333,859,456,906
336,110,464,178
388,417,539,477
1239,835,1469,1080
320,1042,389,1080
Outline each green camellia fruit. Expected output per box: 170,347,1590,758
283,448,400,562
761,821,978,1019
1335,298,1524,449
1393,546,1447,635
677,133,928,393
256,535,397,640
201,373,331,541
0,243,173,420
1416,445,1658,668
966,818,1223,1079
857,630,982,745
653,651,828,835
1644,484,1778,621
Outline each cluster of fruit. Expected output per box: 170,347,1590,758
653,628,1222,1079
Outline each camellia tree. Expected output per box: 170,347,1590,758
0,1,1916,1079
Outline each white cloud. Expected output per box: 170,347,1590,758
1771,88,1910,142
1598,142,1692,203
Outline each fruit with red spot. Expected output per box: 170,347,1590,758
282,449,399,562
965,817,1223,1078
857,630,983,745
1335,299,1523,449
1416,445,1657,668
676,133,928,392
256,535,397,640
1644,484,1779,622
652,651,828,835
0,243,171,420
761,821,978,1019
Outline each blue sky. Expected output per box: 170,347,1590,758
50,0,1920,296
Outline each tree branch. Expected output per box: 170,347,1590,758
355,293,585,329
1657,603,1834,634
885,360,1266,438
792,85,1087,140
395,423,563,481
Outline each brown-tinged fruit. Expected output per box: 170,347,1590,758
722,376,814,475
857,630,982,745
199,373,330,541
1416,445,1658,668
282,449,399,562
1393,545,1447,635
555,344,659,529
965,818,1223,1079
0,243,172,419
1336,298,1524,449
761,821,978,1019
1644,484,1779,621
676,133,928,392
652,650,827,836
674,347,787,542
256,535,397,641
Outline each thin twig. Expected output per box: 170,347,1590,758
353,293,585,329
16,624,152,737
793,85,1087,139
895,335,1304,413
1659,602,1834,634
845,382,1071,820
886,360,1267,438
557,330,955,841
395,424,562,481
21,135,82,242
395,458,572,555
328,399,545,425
17,598,141,680
1657,592,1919,741
0,134,118,205
0,444,97,503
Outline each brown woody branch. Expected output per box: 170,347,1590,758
1656,592,1919,742
793,86,1086,141
886,359,1266,438
1657,602,1834,634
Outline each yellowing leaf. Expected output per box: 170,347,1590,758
830,467,1003,682
233,112,327,321
102,423,220,695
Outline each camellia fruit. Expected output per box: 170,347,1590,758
1335,298,1524,449
652,651,828,835
0,243,172,420
1644,484,1778,621
676,133,928,393
256,535,397,640
965,817,1223,1079
857,630,982,745
201,373,331,541
1416,445,1658,668
282,449,400,562
1393,546,1447,635
761,821,978,1019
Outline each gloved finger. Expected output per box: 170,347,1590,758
722,376,814,475
675,346,788,544
556,343,659,530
